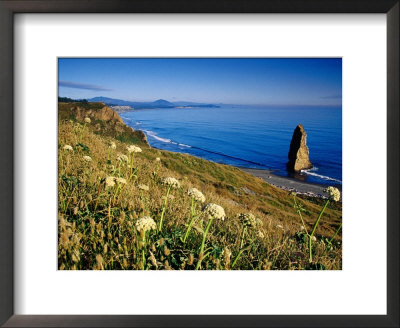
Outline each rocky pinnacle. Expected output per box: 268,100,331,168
287,124,313,172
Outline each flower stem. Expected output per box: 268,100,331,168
183,198,195,243
293,196,309,235
158,186,171,232
232,245,251,268
142,233,146,270
309,199,330,263
321,222,342,258
239,226,247,250
195,216,214,270
129,153,135,180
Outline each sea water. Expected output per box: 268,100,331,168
120,105,342,185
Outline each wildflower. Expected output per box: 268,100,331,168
63,145,73,151
184,188,205,242
155,157,161,162
83,155,92,162
238,213,257,227
203,203,225,220
84,117,91,124
109,142,116,149
138,184,149,191
158,178,179,232
311,236,317,242
116,177,127,185
324,186,341,201
196,203,225,270
257,231,265,239
117,154,129,162
187,188,206,203
161,177,180,188
135,216,157,233
105,176,116,188
127,145,142,153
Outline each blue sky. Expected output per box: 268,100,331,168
58,58,342,106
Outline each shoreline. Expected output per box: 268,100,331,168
126,124,338,198
239,167,332,198
146,142,335,199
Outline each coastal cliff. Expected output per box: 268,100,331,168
58,102,148,147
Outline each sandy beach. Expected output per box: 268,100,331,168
240,168,332,198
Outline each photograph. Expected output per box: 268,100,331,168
58,58,342,270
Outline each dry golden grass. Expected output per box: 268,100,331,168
58,111,342,270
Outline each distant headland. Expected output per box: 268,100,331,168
65,96,220,111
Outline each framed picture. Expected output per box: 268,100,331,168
0,0,398,327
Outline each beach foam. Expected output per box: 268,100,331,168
301,167,342,183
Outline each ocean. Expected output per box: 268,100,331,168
120,105,342,186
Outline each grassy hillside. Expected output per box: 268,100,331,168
58,102,342,270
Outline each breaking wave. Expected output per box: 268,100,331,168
301,167,342,183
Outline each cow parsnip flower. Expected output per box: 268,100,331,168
63,145,73,151
117,154,129,162
203,203,225,220
116,177,127,185
138,184,149,191
238,213,257,228
127,145,142,153
324,186,341,201
161,177,180,189
187,188,206,203
135,216,157,233
105,176,116,188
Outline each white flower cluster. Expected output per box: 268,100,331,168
127,145,142,153
135,216,157,232
105,176,116,188
187,188,206,203
116,177,127,185
238,213,257,227
138,184,149,191
155,157,161,162
117,154,129,162
105,176,127,187
84,117,91,124
63,145,73,151
324,186,341,202
203,203,226,220
161,177,180,188
83,155,92,162
109,142,116,150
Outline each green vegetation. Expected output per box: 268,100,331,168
58,103,342,270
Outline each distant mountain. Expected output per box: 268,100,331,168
88,97,135,106
88,97,219,109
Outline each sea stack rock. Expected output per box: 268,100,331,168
287,124,312,172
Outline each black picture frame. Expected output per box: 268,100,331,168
0,1,398,327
